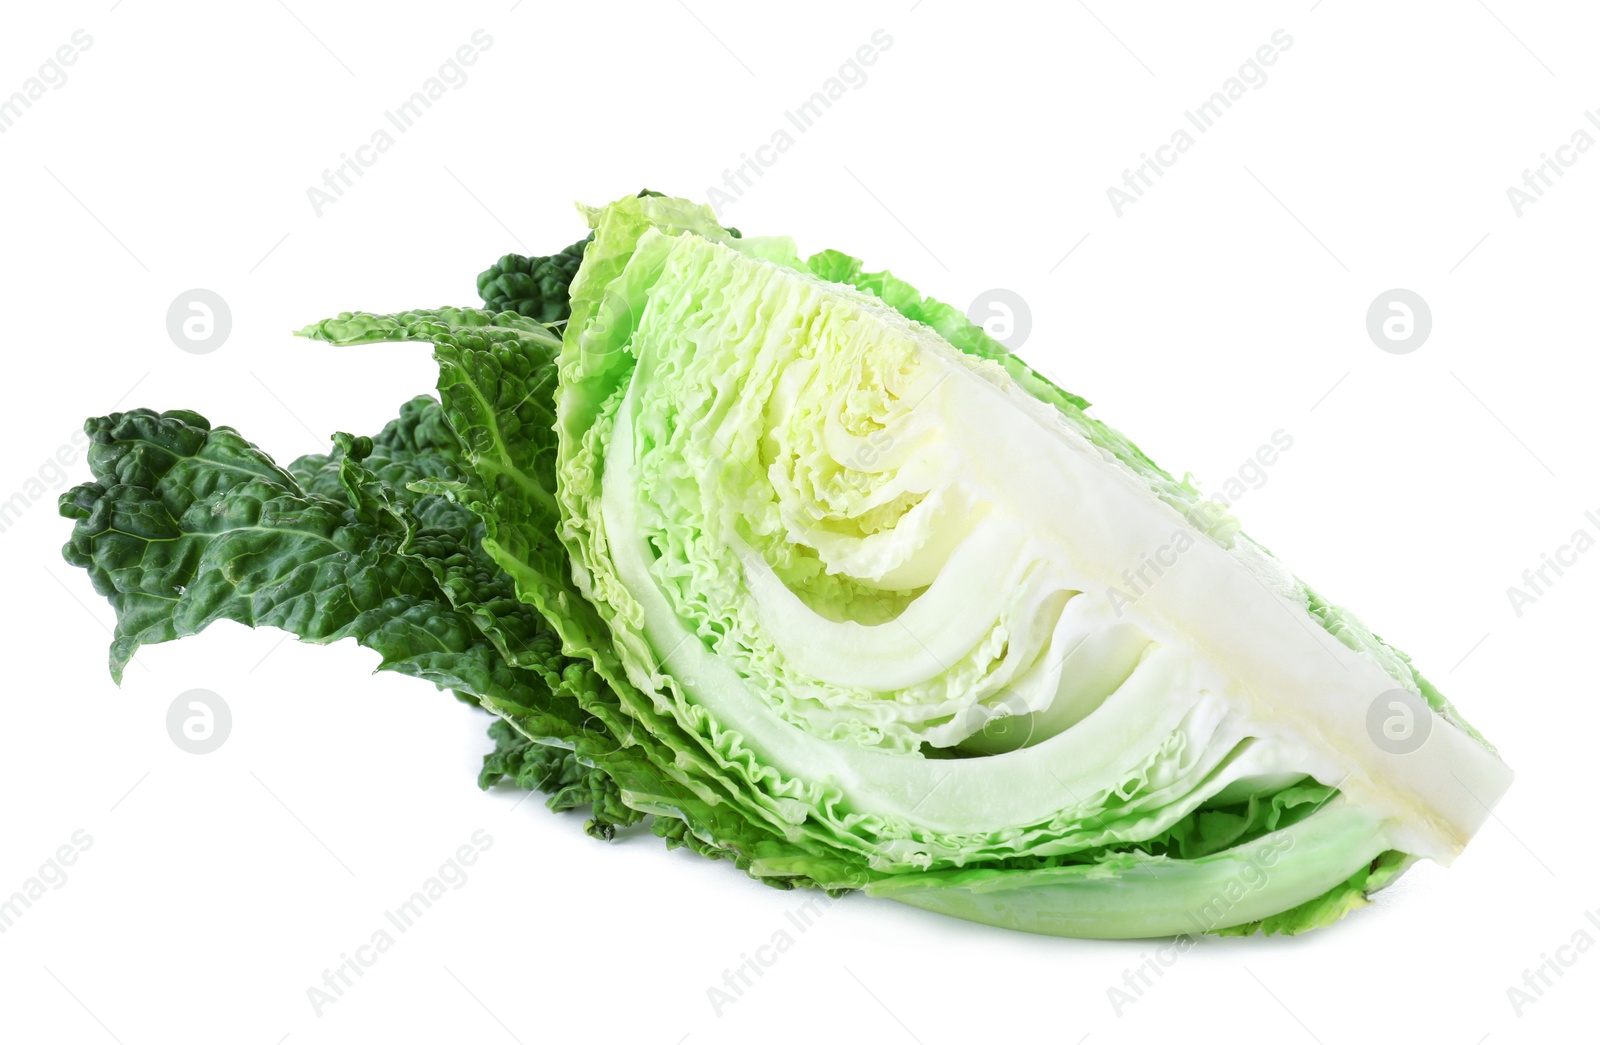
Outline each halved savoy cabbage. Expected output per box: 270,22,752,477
61,193,1510,938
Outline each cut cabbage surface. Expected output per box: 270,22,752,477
542,195,1509,936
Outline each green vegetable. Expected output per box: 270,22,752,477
59,193,1511,939
477,235,591,324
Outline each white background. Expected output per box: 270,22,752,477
0,1,1593,1042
